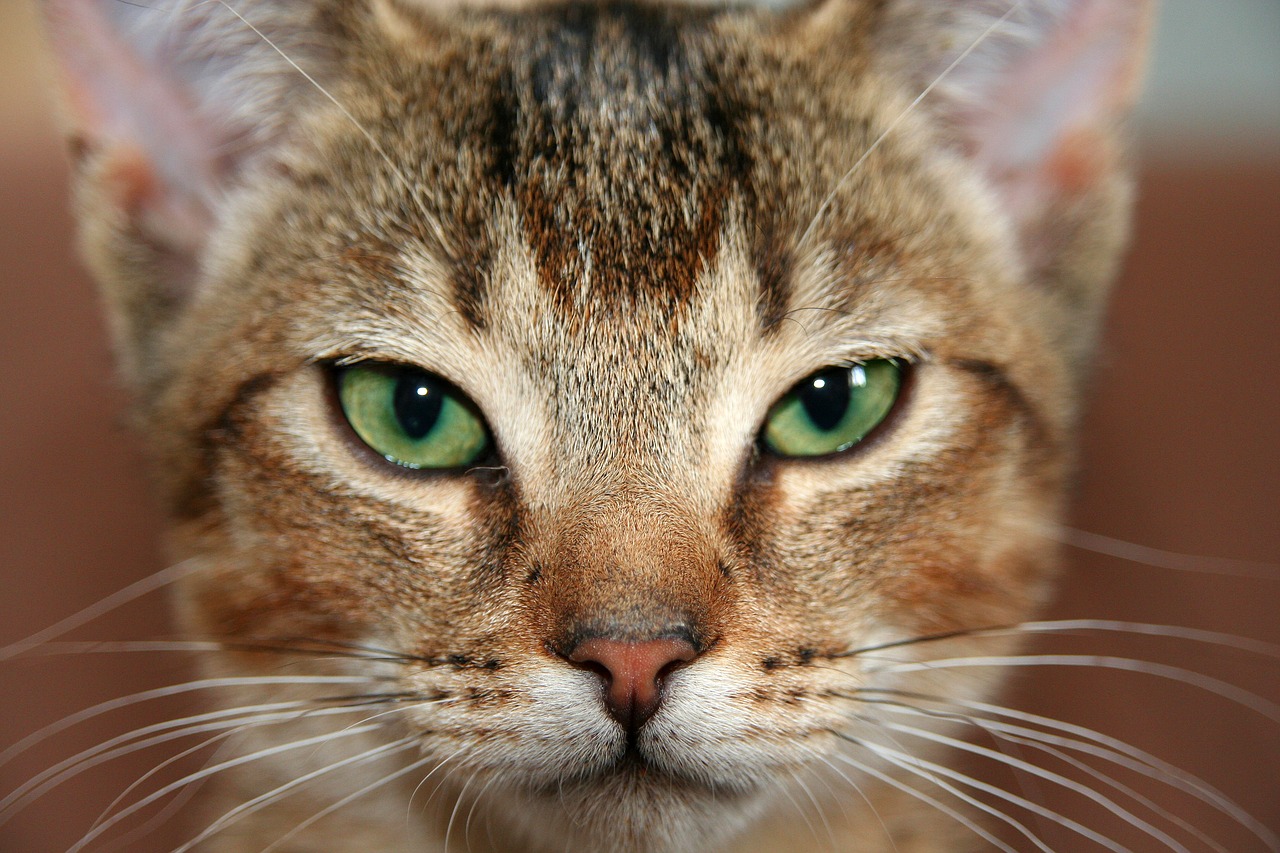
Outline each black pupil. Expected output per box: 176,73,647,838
393,373,444,440
799,369,850,432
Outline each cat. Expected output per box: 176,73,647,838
12,0,1272,851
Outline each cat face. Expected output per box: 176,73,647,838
41,0,1153,849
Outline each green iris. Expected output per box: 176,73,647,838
763,360,903,458
337,365,490,470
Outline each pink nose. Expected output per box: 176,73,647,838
567,637,698,730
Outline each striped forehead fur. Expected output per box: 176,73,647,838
372,1,821,331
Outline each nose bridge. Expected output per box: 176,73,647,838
530,483,729,648
545,321,709,481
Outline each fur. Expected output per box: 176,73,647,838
40,0,1153,850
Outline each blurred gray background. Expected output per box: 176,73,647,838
1139,0,1280,160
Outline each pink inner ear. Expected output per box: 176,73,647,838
99,144,213,258
46,0,227,252
1047,126,1108,195
961,0,1150,218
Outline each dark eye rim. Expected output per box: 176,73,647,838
755,358,915,465
324,361,501,478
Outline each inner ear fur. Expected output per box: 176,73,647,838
42,0,357,384
806,0,1152,295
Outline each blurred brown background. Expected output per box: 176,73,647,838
1,2,1277,851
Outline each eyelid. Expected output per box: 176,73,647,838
327,362,497,475
317,348,493,407
757,358,912,462
827,340,926,367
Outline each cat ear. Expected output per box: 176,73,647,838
842,0,1154,268
42,0,342,379
43,0,338,253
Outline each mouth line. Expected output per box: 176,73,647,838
614,743,663,776
525,744,758,801
561,744,673,787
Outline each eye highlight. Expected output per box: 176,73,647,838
762,360,903,458
336,365,490,470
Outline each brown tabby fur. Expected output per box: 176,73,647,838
47,0,1152,850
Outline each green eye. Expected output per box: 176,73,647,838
763,360,903,458
336,365,490,470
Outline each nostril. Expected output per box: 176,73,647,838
564,636,699,731
571,656,613,685
655,656,688,682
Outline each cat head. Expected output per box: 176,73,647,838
44,0,1152,848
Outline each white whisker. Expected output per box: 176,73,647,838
13,640,229,657
1,700,303,819
771,763,825,847
171,736,418,852
96,761,205,853
857,687,1277,848
443,764,480,853
0,675,379,769
862,701,1222,849
463,769,508,851
829,745,1021,853
1056,527,1280,579
0,558,203,662
88,718,293,837
406,748,466,821
854,737,1129,852
68,723,383,852
806,749,897,853
835,720,1054,853
788,763,838,852
334,695,457,737
1,701,377,825
925,619,1280,659
882,655,1280,723
263,753,438,853
877,719,1190,852
995,729,1230,853
89,704,399,835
